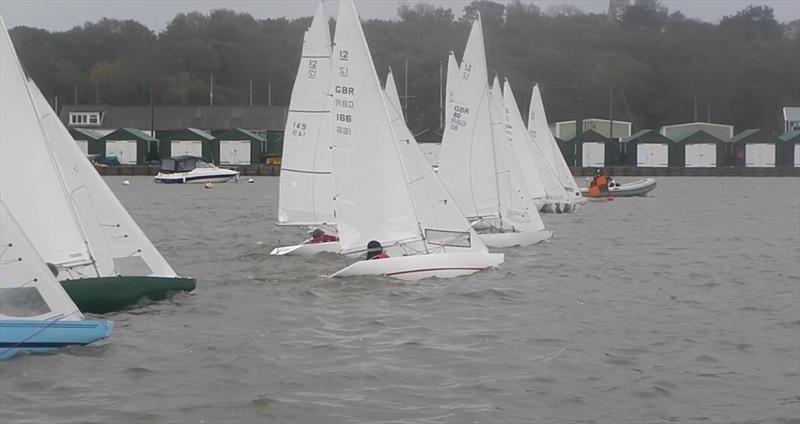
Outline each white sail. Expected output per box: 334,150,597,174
502,79,568,205
383,69,487,253
446,51,459,107
27,81,179,278
331,0,485,256
384,68,404,122
488,78,545,233
0,200,83,322
0,17,93,270
527,84,582,198
438,16,499,220
278,2,336,226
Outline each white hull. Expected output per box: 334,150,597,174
479,230,552,248
270,241,340,256
329,253,504,281
580,178,657,197
154,169,239,184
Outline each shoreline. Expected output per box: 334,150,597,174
95,165,800,177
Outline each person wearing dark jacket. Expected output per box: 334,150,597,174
366,240,389,260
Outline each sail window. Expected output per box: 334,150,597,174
113,256,153,276
424,229,472,248
0,287,51,317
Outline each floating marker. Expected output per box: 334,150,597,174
248,178,254,183
122,180,130,186
204,182,214,189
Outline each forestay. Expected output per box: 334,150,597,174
384,69,487,253
330,0,484,256
0,18,92,270
278,2,336,226
0,201,83,322
438,17,500,220
27,81,179,279
528,84,582,197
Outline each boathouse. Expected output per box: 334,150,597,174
211,128,264,165
158,128,214,162
668,130,726,168
97,128,157,165
728,129,777,168
571,130,617,168
68,128,105,156
621,130,671,167
777,130,800,167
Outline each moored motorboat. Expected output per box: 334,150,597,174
581,178,657,197
154,156,239,184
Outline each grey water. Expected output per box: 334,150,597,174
1,177,798,424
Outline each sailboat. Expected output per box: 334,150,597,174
0,200,112,360
327,0,503,280
1,17,194,314
271,2,340,256
438,17,551,248
527,84,585,211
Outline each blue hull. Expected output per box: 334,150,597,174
0,320,113,360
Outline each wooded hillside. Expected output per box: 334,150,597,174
9,1,799,133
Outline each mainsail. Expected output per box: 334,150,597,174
527,84,582,198
438,16,499,220
330,0,485,256
27,81,180,279
0,17,93,271
278,2,336,226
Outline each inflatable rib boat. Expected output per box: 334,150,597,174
580,178,657,198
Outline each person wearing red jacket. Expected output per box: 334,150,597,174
306,228,338,244
366,240,389,260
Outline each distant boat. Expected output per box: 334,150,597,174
0,200,112,360
154,156,239,184
527,84,585,211
437,17,551,247
271,1,340,257
1,18,195,314
580,178,657,197
327,0,503,280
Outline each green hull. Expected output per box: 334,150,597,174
60,276,196,314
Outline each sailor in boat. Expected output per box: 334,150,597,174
306,228,338,244
589,169,610,197
366,240,390,260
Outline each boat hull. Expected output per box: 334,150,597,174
479,230,553,248
0,319,113,360
329,253,504,281
580,178,657,198
60,276,196,314
270,241,341,256
154,171,239,184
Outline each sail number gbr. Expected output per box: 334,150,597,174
449,105,470,131
335,84,355,136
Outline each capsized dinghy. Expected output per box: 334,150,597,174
271,2,340,256
327,0,502,280
0,200,112,360
580,178,657,197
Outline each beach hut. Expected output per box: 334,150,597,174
68,128,104,156
776,130,800,167
98,128,157,165
571,130,617,167
728,129,777,167
211,128,264,165
621,129,671,167
669,130,725,168
158,128,214,161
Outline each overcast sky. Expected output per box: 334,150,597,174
1,0,798,32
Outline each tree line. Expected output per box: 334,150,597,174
9,0,800,135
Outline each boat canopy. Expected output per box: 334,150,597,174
160,156,213,173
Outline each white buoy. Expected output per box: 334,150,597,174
122,179,130,186
248,178,255,183
204,182,214,189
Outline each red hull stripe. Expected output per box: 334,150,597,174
386,267,485,276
